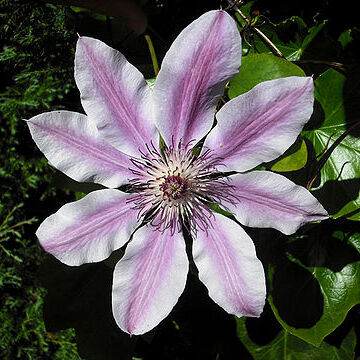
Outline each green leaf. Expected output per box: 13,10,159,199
237,317,356,359
205,202,234,218
303,69,360,220
271,138,308,172
235,1,255,28
241,16,325,61
268,226,360,346
75,192,86,200
146,77,156,89
338,29,353,49
228,54,305,98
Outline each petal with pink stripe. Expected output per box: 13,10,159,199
112,226,188,335
205,77,314,172
75,37,156,156
227,171,329,235
153,10,241,146
193,213,266,318
36,189,139,266
26,111,134,188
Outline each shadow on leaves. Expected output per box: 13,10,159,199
245,301,282,345
272,259,323,328
288,221,360,271
245,227,323,328
344,68,360,138
268,218,360,329
313,178,360,216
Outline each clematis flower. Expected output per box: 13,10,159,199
27,10,328,335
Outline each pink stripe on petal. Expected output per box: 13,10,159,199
112,226,188,335
36,189,139,266
227,171,329,235
153,10,241,145
193,213,266,318
26,111,134,188
206,77,314,172
75,37,156,156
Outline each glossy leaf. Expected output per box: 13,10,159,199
303,69,360,220
239,16,325,61
234,1,254,29
237,317,356,360
268,225,360,346
270,138,308,172
228,53,305,98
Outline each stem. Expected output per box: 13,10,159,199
307,120,360,189
252,27,286,59
145,34,159,76
0,206,18,230
294,59,344,68
226,0,286,59
284,330,288,360
0,219,36,238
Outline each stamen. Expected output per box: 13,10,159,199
128,140,237,234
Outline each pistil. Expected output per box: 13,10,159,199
128,141,237,234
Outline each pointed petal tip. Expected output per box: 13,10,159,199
207,76,315,172
75,35,155,156
193,214,266,320
36,189,139,267
153,7,241,145
226,171,330,236
231,297,266,319
26,111,134,188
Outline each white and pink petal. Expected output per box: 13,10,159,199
26,111,134,188
153,10,241,146
75,36,156,156
36,189,139,266
112,226,188,335
193,213,266,318
227,171,329,235
205,76,314,172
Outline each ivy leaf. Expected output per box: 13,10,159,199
228,53,305,98
270,138,308,172
235,1,254,28
303,69,360,220
267,222,360,347
241,16,325,61
237,317,356,360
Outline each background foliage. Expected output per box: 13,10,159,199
0,0,359,359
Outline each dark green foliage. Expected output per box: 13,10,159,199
0,0,80,358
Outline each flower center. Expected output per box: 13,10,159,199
128,141,236,234
160,175,188,200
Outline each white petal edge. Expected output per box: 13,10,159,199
112,226,188,335
26,110,134,188
227,171,329,235
75,36,156,156
205,76,314,172
153,10,241,146
193,213,266,318
36,189,139,266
